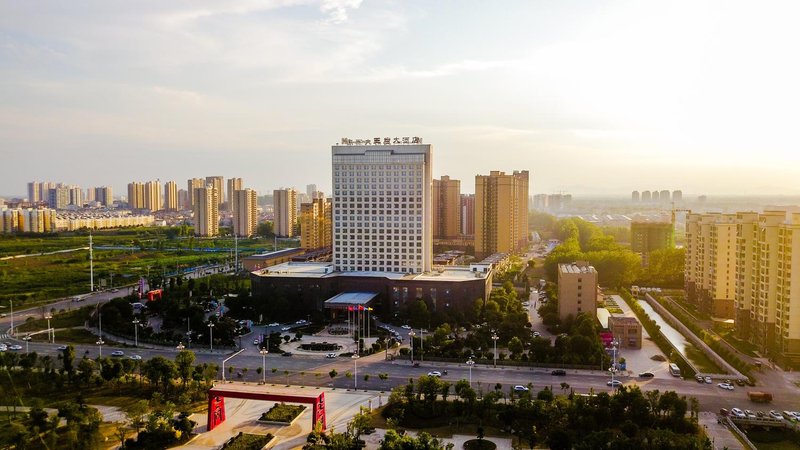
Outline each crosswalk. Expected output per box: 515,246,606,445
0,334,9,340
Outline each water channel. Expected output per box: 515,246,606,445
636,300,690,357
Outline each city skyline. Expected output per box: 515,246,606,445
1,1,800,197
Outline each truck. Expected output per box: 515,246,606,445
747,391,773,403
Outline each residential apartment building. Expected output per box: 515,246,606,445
557,261,598,321
127,182,145,209
631,221,675,265
300,196,332,250
164,181,178,210
48,186,70,210
685,213,737,319
27,182,41,203
460,194,475,236
193,184,219,237
143,180,162,212
186,178,205,209
227,178,243,210
474,170,529,258
331,139,432,274
273,188,298,237
232,188,258,237
432,175,461,239
206,176,224,208
94,186,113,207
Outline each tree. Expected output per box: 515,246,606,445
62,344,76,376
379,430,453,450
175,350,196,387
507,336,524,357
142,356,177,393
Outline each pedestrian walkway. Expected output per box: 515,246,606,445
698,412,748,450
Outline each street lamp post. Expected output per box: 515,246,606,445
9,299,13,336
491,331,499,368
208,322,215,352
176,342,185,352
420,329,425,363
466,358,475,387
352,353,360,390
408,330,416,364
45,314,53,343
132,318,140,347
260,349,268,384
97,312,104,357
610,339,619,389
25,336,29,354
97,338,105,357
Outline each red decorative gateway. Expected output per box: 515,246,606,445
207,384,326,431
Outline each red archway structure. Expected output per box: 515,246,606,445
207,384,326,431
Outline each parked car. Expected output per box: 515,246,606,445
730,408,746,418
639,372,655,378
533,331,541,338
717,382,735,391
735,379,746,386
427,371,442,377
744,409,757,419
551,369,566,376
281,352,293,357
111,350,125,357
513,385,529,392
704,376,713,384
607,380,622,387
769,410,785,420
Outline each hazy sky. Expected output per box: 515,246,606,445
2,0,799,198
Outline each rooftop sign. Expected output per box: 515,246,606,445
339,136,423,145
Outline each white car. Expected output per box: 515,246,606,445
401,325,411,329
717,382,734,391
9,345,22,351
0,345,7,352
533,331,541,338
268,322,280,327
769,410,785,420
128,355,142,360
704,376,713,384
744,409,757,419
730,408,746,418
607,380,622,387
281,326,291,331
111,350,125,357
253,339,261,345
513,385,529,392
427,371,442,377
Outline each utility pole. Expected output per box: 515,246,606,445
89,232,94,292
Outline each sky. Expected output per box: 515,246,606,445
1,0,800,198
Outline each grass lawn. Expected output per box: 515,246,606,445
746,429,800,450
221,433,273,450
717,330,759,357
17,306,94,332
31,327,118,346
684,345,725,374
260,403,305,423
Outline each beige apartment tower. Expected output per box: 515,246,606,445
193,184,219,237
685,213,736,319
205,176,224,208
558,262,598,322
127,182,145,209
164,181,178,211
432,176,461,239
143,180,162,212
227,178,243,211
186,178,205,209
474,170,529,258
273,188,298,237
232,188,258,237
300,196,332,250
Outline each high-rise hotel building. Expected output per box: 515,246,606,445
331,139,432,274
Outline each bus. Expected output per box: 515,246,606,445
669,363,681,377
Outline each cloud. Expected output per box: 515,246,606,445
320,0,363,24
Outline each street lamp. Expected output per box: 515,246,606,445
420,329,425,363
96,338,105,357
408,330,416,364
9,299,13,336
491,331,499,368
466,358,475,387
132,318,140,347
208,322,215,352
609,339,619,389
260,349,269,384
44,314,53,343
176,342,185,351
352,353,360,390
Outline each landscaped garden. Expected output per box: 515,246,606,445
260,403,305,423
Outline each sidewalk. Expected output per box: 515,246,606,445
698,412,747,450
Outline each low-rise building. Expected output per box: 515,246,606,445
609,316,642,349
557,261,598,321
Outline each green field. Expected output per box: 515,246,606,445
0,228,298,309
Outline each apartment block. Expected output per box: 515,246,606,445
460,194,475,236
331,139,432,274
48,186,70,210
94,186,113,207
227,178,243,210
475,170,529,258
187,178,205,209
193,184,219,237
164,181,178,210
685,213,736,319
300,196,332,250
232,188,258,237
273,188,298,237
631,221,675,264
206,176,224,207
432,175,461,239
27,182,41,203
557,262,598,321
